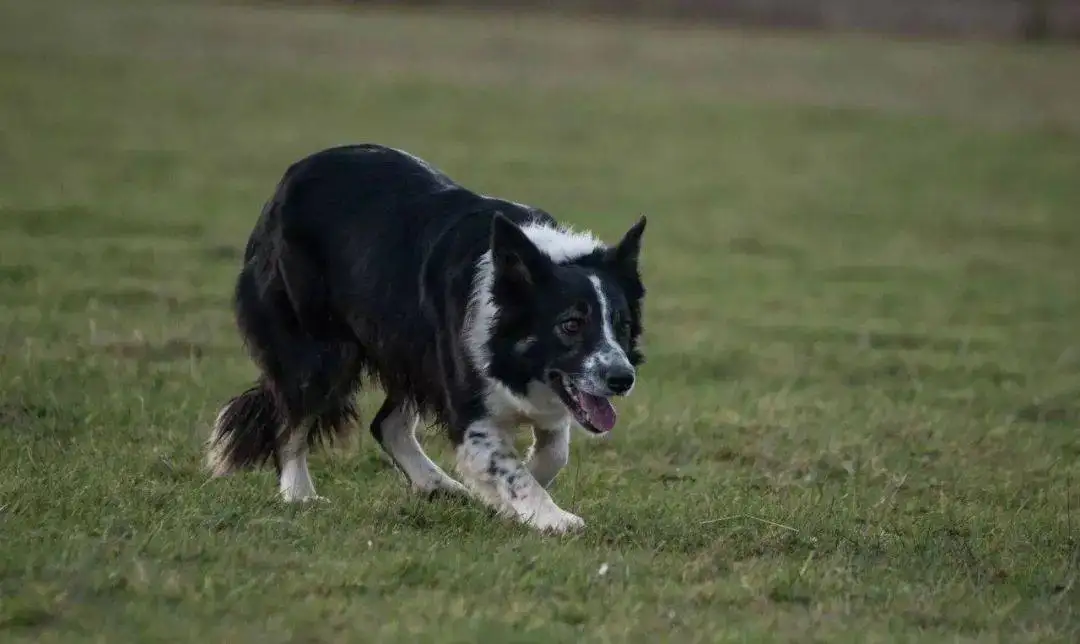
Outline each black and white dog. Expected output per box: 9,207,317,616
206,144,646,534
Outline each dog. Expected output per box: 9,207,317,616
205,144,647,534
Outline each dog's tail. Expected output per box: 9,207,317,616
205,381,283,476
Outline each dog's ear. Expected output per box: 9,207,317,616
490,213,553,291
608,215,647,272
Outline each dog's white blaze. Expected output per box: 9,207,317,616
586,274,631,373
380,403,466,495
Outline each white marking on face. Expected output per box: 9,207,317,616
585,275,633,392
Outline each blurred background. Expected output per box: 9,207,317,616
375,0,1080,40
2,0,1079,640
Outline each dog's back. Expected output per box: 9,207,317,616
250,144,545,326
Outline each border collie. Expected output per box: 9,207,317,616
205,144,647,534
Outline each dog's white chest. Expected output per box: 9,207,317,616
484,379,570,429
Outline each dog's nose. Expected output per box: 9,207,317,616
605,367,635,395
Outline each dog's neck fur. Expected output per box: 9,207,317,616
463,220,603,423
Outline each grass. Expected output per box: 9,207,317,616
1,0,1079,641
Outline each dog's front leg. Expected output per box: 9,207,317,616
524,420,570,489
456,420,584,534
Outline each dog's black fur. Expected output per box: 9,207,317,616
207,144,646,530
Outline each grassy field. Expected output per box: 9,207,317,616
2,0,1080,641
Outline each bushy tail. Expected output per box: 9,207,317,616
205,382,283,477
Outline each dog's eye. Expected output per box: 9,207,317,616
559,318,584,336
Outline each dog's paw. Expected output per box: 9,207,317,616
526,506,585,535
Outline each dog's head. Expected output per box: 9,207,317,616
486,214,647,434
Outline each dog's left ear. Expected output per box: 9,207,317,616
490,213,553,290
608,215,647,272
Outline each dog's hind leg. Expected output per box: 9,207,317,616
276,385,360,503
215,192,364,503
278,426,320,503
232,259,363,504
371,397,466,498
277,392,360,504
277,342,363,504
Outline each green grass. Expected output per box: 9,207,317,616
2,0,1080,641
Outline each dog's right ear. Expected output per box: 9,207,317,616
490,213,552,290
609,215,647,273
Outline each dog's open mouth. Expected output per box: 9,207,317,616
549,372,617,434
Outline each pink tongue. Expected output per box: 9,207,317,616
579,393,617,432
